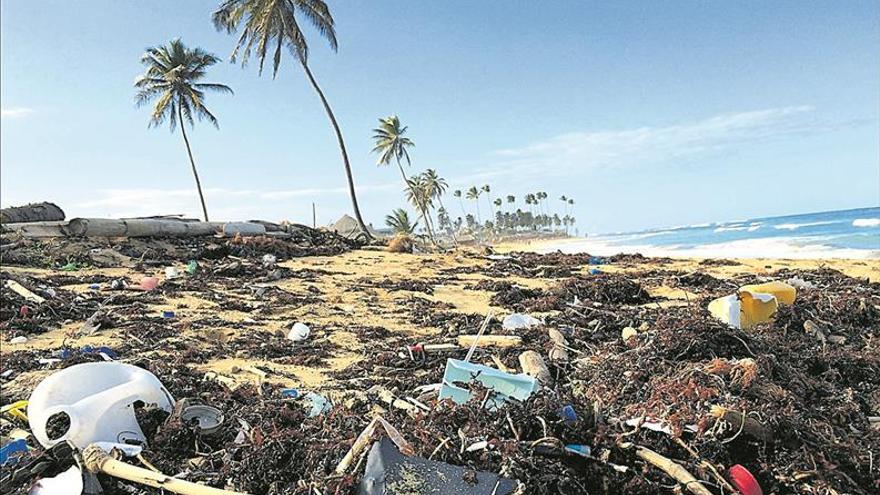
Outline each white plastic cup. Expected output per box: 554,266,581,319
288,322,311,342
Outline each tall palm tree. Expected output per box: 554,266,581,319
385,208,417,234
481,184,494,218
135,39,232,222
506,195,515,206
466,186,482,224
213,0,371,238
405,174,437,243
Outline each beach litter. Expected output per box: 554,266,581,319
287,322,311,342
439,358,539,409
27,362,174,449
501,313,542,330
708,280,796,329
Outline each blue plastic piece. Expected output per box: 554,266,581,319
588,257,606,265
589,268,602,275
564,444,592,457
559,405,578,425
303,392,332,417
89,284,100,290
0,439,28,466
439,359,539,410
162,311,175,319
280,389,300,399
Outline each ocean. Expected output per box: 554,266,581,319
542,207,880,259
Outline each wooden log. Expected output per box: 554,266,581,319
63,218,267,238
518,350,552,385
82,445,248,495
1,202,65,223
457,335,521,349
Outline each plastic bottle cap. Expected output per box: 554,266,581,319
727,464,762,495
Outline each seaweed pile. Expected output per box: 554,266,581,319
1,246,878,495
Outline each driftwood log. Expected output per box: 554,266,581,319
0,202,65,223
63,218,266,238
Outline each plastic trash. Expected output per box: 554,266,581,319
0,439,28,466
358,437,517,495
27,362,174,449
739,281,796,305
502,313,542,331
28,465,83,495
564,444,592,457
88,284,100,290
303,392,332,417
162,311,175,319
785,277,815,290
180,403,224,435
559,405,578,425
139,277,159,291
589,268,602,275
727,464,762,495
709,291,778,329
164,267,181,280
109,279,127,290
588,256,605,265
261,254,277,267
439,359,539,410
288,322,311,342
280,389,300,399
185,260,199,275
19,305,29,317
10,336,27,344
59,263,79,272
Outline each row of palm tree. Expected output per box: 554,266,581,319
137,0,372,237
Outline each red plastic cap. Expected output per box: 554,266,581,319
728,464,762,495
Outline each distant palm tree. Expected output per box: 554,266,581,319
466,186,482,224
405,175,436,243
213,0,371,239
506,195,516,205
453,189,466,219
372,115,414,182
385,208,417,234
481,184,494,218
135,39,232,222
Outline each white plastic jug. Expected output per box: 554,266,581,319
28,362,175,449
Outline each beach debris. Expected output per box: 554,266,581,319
28,465,83,495
739,281,796,305
0,439,28,467
621,326,638,341
9,336,28,344
518,350,552,385
287,322,311,342
185,260,199,275
164,266,181,279
162,310,175,319
4,280,46,304
634,445,714,495
563,444,591,457
785,276,815,290
88,248,132,268
78,310,108,335
28,362,174,449
710,405,774,442
727,464,762,495
457,334,521,349
260,254,277,268
501,313,542,330
439,359,539,409
547,328,570,361
178,401,225,435
803,320,827,344
139,276,159,291
358,437,517,495
558,405,578,426
708,290,778,329
336,416,413,475
303,392,332,417
387,234,413,253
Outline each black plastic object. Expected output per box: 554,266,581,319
358,438,517,495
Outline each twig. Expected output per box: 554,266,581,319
634,446,714,495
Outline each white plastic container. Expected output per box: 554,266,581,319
288,322,311,342
27,362,174,449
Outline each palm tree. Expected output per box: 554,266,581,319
453,189,466,219
405,175,436,243
135,39,232,222
372,115,416,191
506,195,515,206
385,208,417,234
481,184,493,219
422,169,455,243
213,0,371,239
466,186,482,224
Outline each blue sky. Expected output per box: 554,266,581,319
2,0,878,233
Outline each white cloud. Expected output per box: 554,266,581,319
1,107,34,119
482,105,820,178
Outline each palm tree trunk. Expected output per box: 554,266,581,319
301,61,372,240
178,107,210,222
